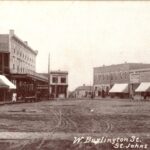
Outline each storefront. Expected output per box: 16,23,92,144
0,75,16,101
134,82,150,100
10,73,48,101
109,83,129,98
94,84,110,97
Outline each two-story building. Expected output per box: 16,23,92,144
93,63,150,98
40,71,68,99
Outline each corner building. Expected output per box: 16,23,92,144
40,71,68,98
0,30,47,101
0,30,37,75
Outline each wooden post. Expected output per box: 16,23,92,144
2,53,4,74
3,90,5,102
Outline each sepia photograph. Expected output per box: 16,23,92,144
0,0,150,149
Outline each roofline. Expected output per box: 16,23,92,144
50,70,68,73
10,33,38,55
39,71,68,74
11,73,48,82
129,68,150,73
94,62,150,69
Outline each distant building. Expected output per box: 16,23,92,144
40,70,68,98
93,63,150,98
74,84,93,98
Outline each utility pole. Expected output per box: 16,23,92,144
48,53,51,100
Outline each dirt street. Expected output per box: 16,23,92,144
0,99,149,150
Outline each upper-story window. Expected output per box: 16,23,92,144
120,72,123,79
61,77,66,83
99,74,101,81
13,64,15,70
124,72,127,79
52,77,58,83
17,66,19,72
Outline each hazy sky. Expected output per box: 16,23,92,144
0,1,150,90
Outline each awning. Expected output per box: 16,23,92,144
109,83,128,93
135,82,150,92
0,75,16,89
0,78,9,88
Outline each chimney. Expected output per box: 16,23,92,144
24,41,28,45
10,29,14,35
35,50,38,55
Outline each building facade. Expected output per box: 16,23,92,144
93,63,150,98
0,30,48,101
50,71,68,98
0,29,38,75
40,71,68,98
73,84,93,99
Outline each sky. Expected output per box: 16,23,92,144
0,1,150,90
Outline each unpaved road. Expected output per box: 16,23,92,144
0,99,149,150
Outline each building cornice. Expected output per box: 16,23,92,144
11,34,38,55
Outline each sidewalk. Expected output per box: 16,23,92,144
0,100,25,106
0,132,149,140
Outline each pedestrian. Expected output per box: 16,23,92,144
12,92,17,102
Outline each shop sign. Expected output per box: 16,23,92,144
130,73,140,83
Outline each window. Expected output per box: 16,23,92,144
107,74,109,80
124,72,127,79
61,77,66,83
4,53,9,66
98,75,101,81
13,64,15,69
102,74,104,80
110,74,113,80
120,72,123,79
17,66,19,72
52,77,58,83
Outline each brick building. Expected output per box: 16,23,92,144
93,63,150,98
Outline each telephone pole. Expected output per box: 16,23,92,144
48,53,51,100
